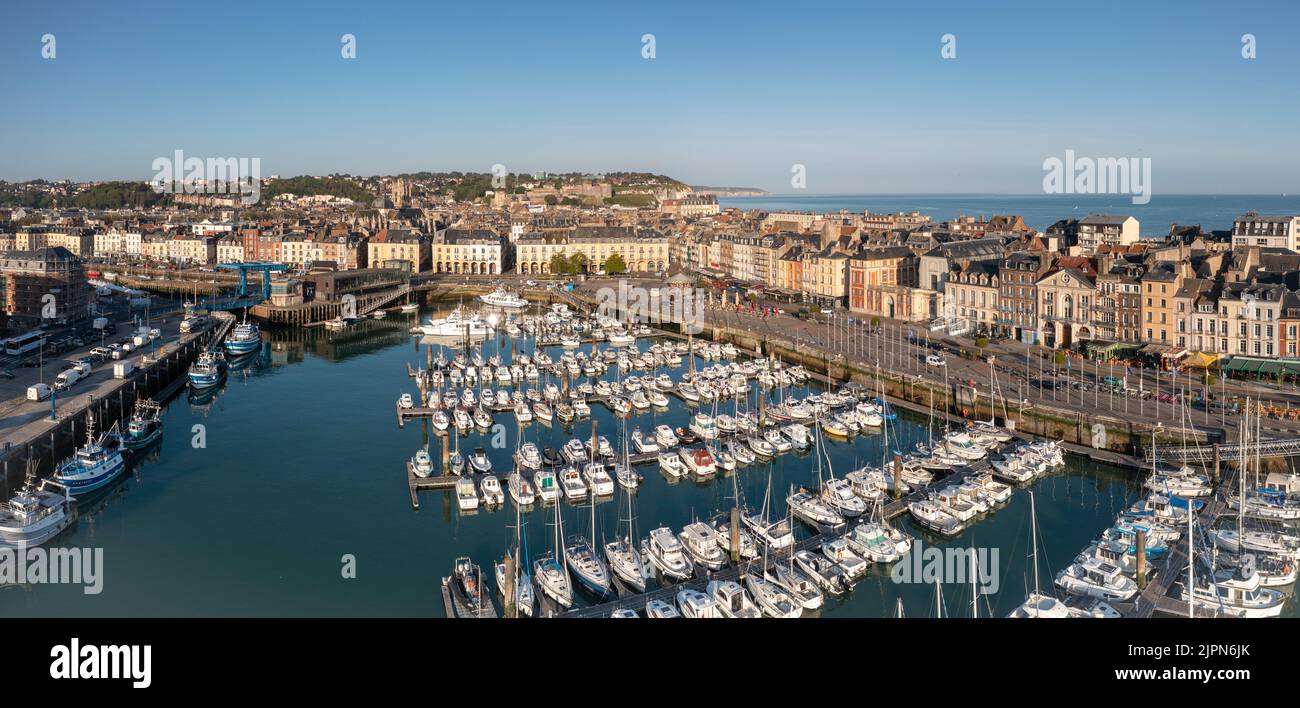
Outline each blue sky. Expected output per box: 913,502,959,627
3,0,1298,193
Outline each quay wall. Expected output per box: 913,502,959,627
0,324,223,497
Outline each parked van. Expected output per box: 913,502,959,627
27,383,52,401
54,367,85,391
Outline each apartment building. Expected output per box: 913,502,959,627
1077,214,1140,252
515,227,667,275
0,246,91,326
431,229,503,275
1232,212,1300,251
945,260,1000,335
369,228,430,274
998,253,1049,344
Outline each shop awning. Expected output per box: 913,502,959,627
1139,343,1187,358
1181,351,1219,369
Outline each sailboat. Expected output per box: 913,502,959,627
495,494,535,617
534,489,574,610
566,496,612,596
605,473,649,593
1008,491,1072,617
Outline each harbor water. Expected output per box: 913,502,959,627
2,308,1283,617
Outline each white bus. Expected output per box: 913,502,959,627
3,331,45,357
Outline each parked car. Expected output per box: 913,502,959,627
926,354,947,367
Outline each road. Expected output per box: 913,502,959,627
0,315,190,450
560,275,1300,441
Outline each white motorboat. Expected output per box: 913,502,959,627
654,425,679,449
676,589,721,618
480,474,505,505
706,580,762,618
645,599,680,618
844,521,902,563
765,564,824,610
678,521,728,570
644,526,694,581
787,489,845,530
409,448,434,478
908,499,962,536
582,463,615,496
677,447,717,477
743,572,802,618
507,473,536,506
421,306,496,337
534,468,560,503
658,452,685,478
455,477,479,511
631,428,659,453
479,287,528,310
1055,559,1138,602
821,537,868,579
820,478,867,518
560,467,588,501
793,550,853,594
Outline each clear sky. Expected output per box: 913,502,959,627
3,0,1298,193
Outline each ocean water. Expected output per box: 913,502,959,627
717,194,1300,235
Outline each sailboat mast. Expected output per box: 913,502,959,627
1029,490,1040,596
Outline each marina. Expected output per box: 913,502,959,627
4,300,1297,619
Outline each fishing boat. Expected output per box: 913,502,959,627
122,398,163,451
445,557,496,618
844,521,901,563
643,526,694,581
52,414,125,496
820,478,867,518
0,471,76,549
188,349,227,389
223,318,261,356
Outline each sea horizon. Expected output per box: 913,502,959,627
716,193,1300,234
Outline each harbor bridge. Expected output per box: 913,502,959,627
194,262,289,311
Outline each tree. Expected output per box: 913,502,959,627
544,195,558,206
604,253,627,274
549,253,571,276
975,336,989,348
568,252,588,273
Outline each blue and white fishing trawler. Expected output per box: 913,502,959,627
188,349,227,390
53,413,126,496
122,398,163,451
223,319,261,356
